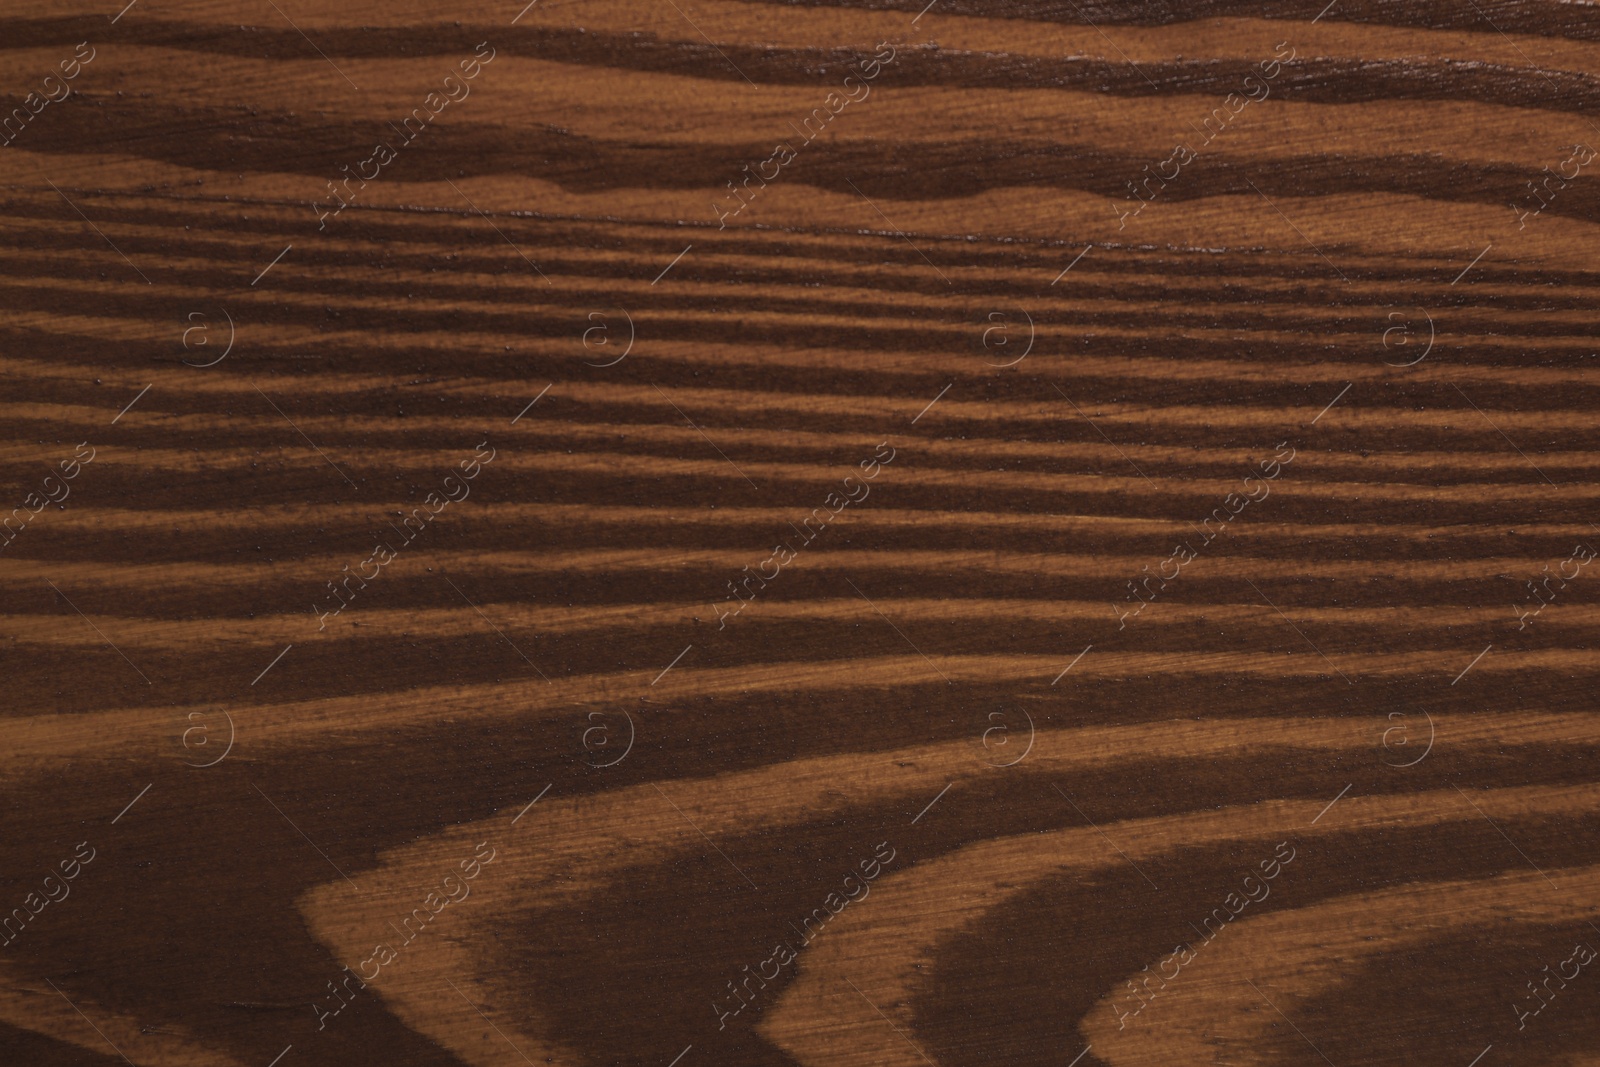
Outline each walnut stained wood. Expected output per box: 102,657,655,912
2,1,1599,1065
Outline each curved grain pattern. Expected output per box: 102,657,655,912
2,1,1598,1066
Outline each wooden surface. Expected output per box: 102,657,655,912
4,1,1600,1065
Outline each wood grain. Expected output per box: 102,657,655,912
3,1,1600,1065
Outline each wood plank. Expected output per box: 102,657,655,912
2,2,1599,1066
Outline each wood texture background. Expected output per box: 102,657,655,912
3,1,1600,1065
